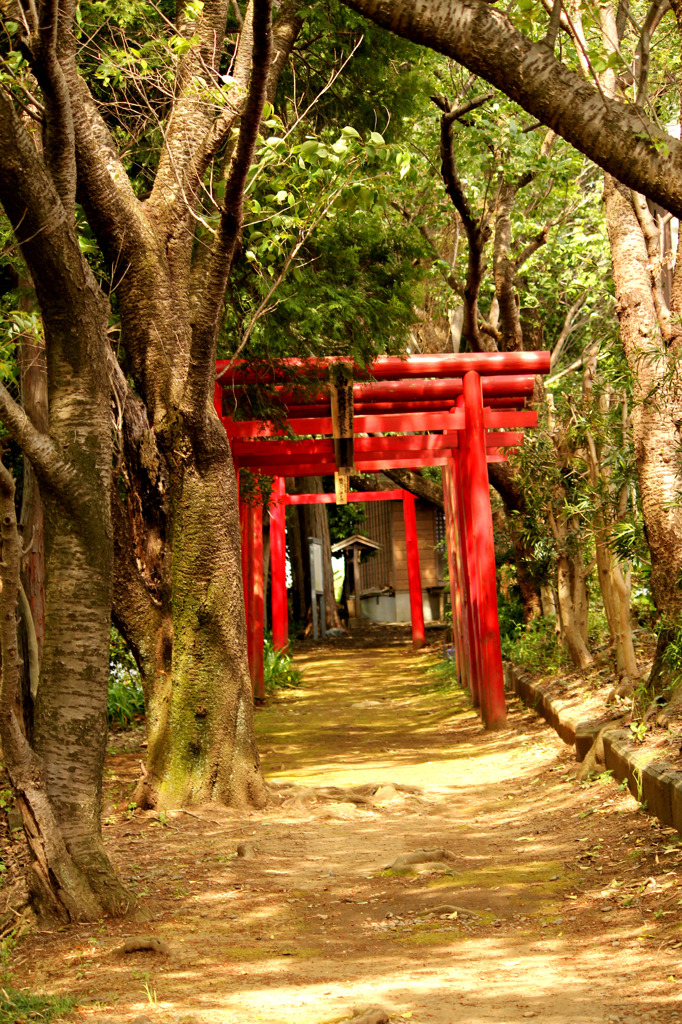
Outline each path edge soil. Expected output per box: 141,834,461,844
504,662,682,836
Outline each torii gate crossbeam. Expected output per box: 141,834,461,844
217,352,550,730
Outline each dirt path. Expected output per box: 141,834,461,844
11,635,682,1024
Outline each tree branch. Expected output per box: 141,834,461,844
183,0,272,429
21,0,77,214
340,0,682,218
0,384,89,521
543,0,563,52
550,292,587,368
635,0,671,105
437,99,492,352
266,0,304,101
150,1,257,229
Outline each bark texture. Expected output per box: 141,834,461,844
604,175,682,689
0,82,132,918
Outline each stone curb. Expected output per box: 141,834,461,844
505,663,682,834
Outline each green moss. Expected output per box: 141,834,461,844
425,861,568,892
399,928,466,946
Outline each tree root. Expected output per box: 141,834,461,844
348,1005,390,1024
577,717,626,781
267,781,423,809
417,903,480,918
386,848,457,871
116,936,170,955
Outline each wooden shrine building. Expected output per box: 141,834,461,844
215,352,551,731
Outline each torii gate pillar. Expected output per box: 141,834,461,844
402,491,426,649
462,371,506,729
270,476,288,652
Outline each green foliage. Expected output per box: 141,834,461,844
264,640,304,694
326,499,366,545
659,618,682,694
108,627,145,728
0,989,75,1024
501,616,569,674
498,590,526,645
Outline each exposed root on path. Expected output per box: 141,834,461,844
267,781,423,809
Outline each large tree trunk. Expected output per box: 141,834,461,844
156,430,266,807
110,362,266,810
0,88,133,920
603,175,682,692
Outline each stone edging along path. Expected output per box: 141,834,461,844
505,662,682,836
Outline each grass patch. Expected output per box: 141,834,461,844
264,641,304,695
0,989,75,1024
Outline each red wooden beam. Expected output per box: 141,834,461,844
443,463,468,693
224,408,535,439
237,450,508,476
283,397,527,417
224,409,462,437
286,490,404,505
282,373,537,405
217,352,550,384
402,491,426,650
451,439,480,709
232,431,523,460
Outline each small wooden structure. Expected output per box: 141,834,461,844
330,533,382,623
348,489,446,624
215,352,550,730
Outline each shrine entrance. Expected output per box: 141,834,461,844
215,352,550,730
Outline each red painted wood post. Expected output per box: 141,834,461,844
453,403,481,710
463,371,506,729
451,449,479,706
442,464,467,689
238,468,249,638
270,476,288,652
249,493,265,702
238,483,253,675
402,491,426,649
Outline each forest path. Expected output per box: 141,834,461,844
14,633,682,1024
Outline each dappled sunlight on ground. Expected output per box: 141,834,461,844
10,627,682,1024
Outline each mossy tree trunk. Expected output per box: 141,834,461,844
67,0,282,808
0,80,133,919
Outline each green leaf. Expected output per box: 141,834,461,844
299,139,320,158
369,131,385,146
341,126,361,139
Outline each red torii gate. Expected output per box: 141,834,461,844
215,352,550,730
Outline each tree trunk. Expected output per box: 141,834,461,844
0,85,136,919
556,553,592,669
153,430,266,807
603,174,682,691
594,535,639,679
